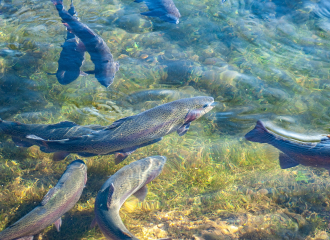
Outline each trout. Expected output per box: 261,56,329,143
134,0,181,24
0,160,87,240
27,96,215,164
51,0,119,87
52,1,86,85
92,156,167,240
245,120,330,173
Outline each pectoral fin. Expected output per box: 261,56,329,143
279,153,299,169
41,186,60,205
54,217,62,232
133,185,148,202
53,151,70,161
177,122,190,136
107,183,115,209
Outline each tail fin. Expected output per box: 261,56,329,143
245,120,271,143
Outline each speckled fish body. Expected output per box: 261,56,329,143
93,156,166,240
0,160,87,240
29,96,214,163
245,120,330,172
135,0,181,24
55,2,86,85
0,119,105,160
51,0,119,87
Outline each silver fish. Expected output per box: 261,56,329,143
27,96,215,164
92,156,167,240
0,160,87,240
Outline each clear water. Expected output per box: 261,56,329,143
1,0,330,239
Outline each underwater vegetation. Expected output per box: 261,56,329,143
2,0,330,239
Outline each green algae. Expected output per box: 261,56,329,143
1,0,330,239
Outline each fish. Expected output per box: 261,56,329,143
51,0,119,87
0,159,87,240
49,1,86,85
27,96,215,164
245,120,330,173
0,119,106,161
92,155,168,240
134,0,181,24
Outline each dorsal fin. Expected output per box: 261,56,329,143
107,183,115,209
41,186,60,205
105,116,132,130
48,121,78,128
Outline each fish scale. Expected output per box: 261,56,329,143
93,156,167,240
0,160,87,240
27,96,214,163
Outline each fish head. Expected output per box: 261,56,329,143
174,96,215,123
67,159,87,184
67,159,87,170
144,156,166,184
95,60,120,88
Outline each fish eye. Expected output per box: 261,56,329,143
203,104,209,108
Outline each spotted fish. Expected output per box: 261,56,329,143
51,0,119,87
0,119,105,161
134,0,181,24
245,120,330,173
0,160,87,240
27,96,215,164
92,156,169,240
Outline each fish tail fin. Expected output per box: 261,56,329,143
245,120,271,143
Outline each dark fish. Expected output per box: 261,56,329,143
0,160,87,240
0,119,105,161
134,0,181,24
92,156,168,240
51,0,119,87
245,120,330,173
27,96,215,164
49,1,86,85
